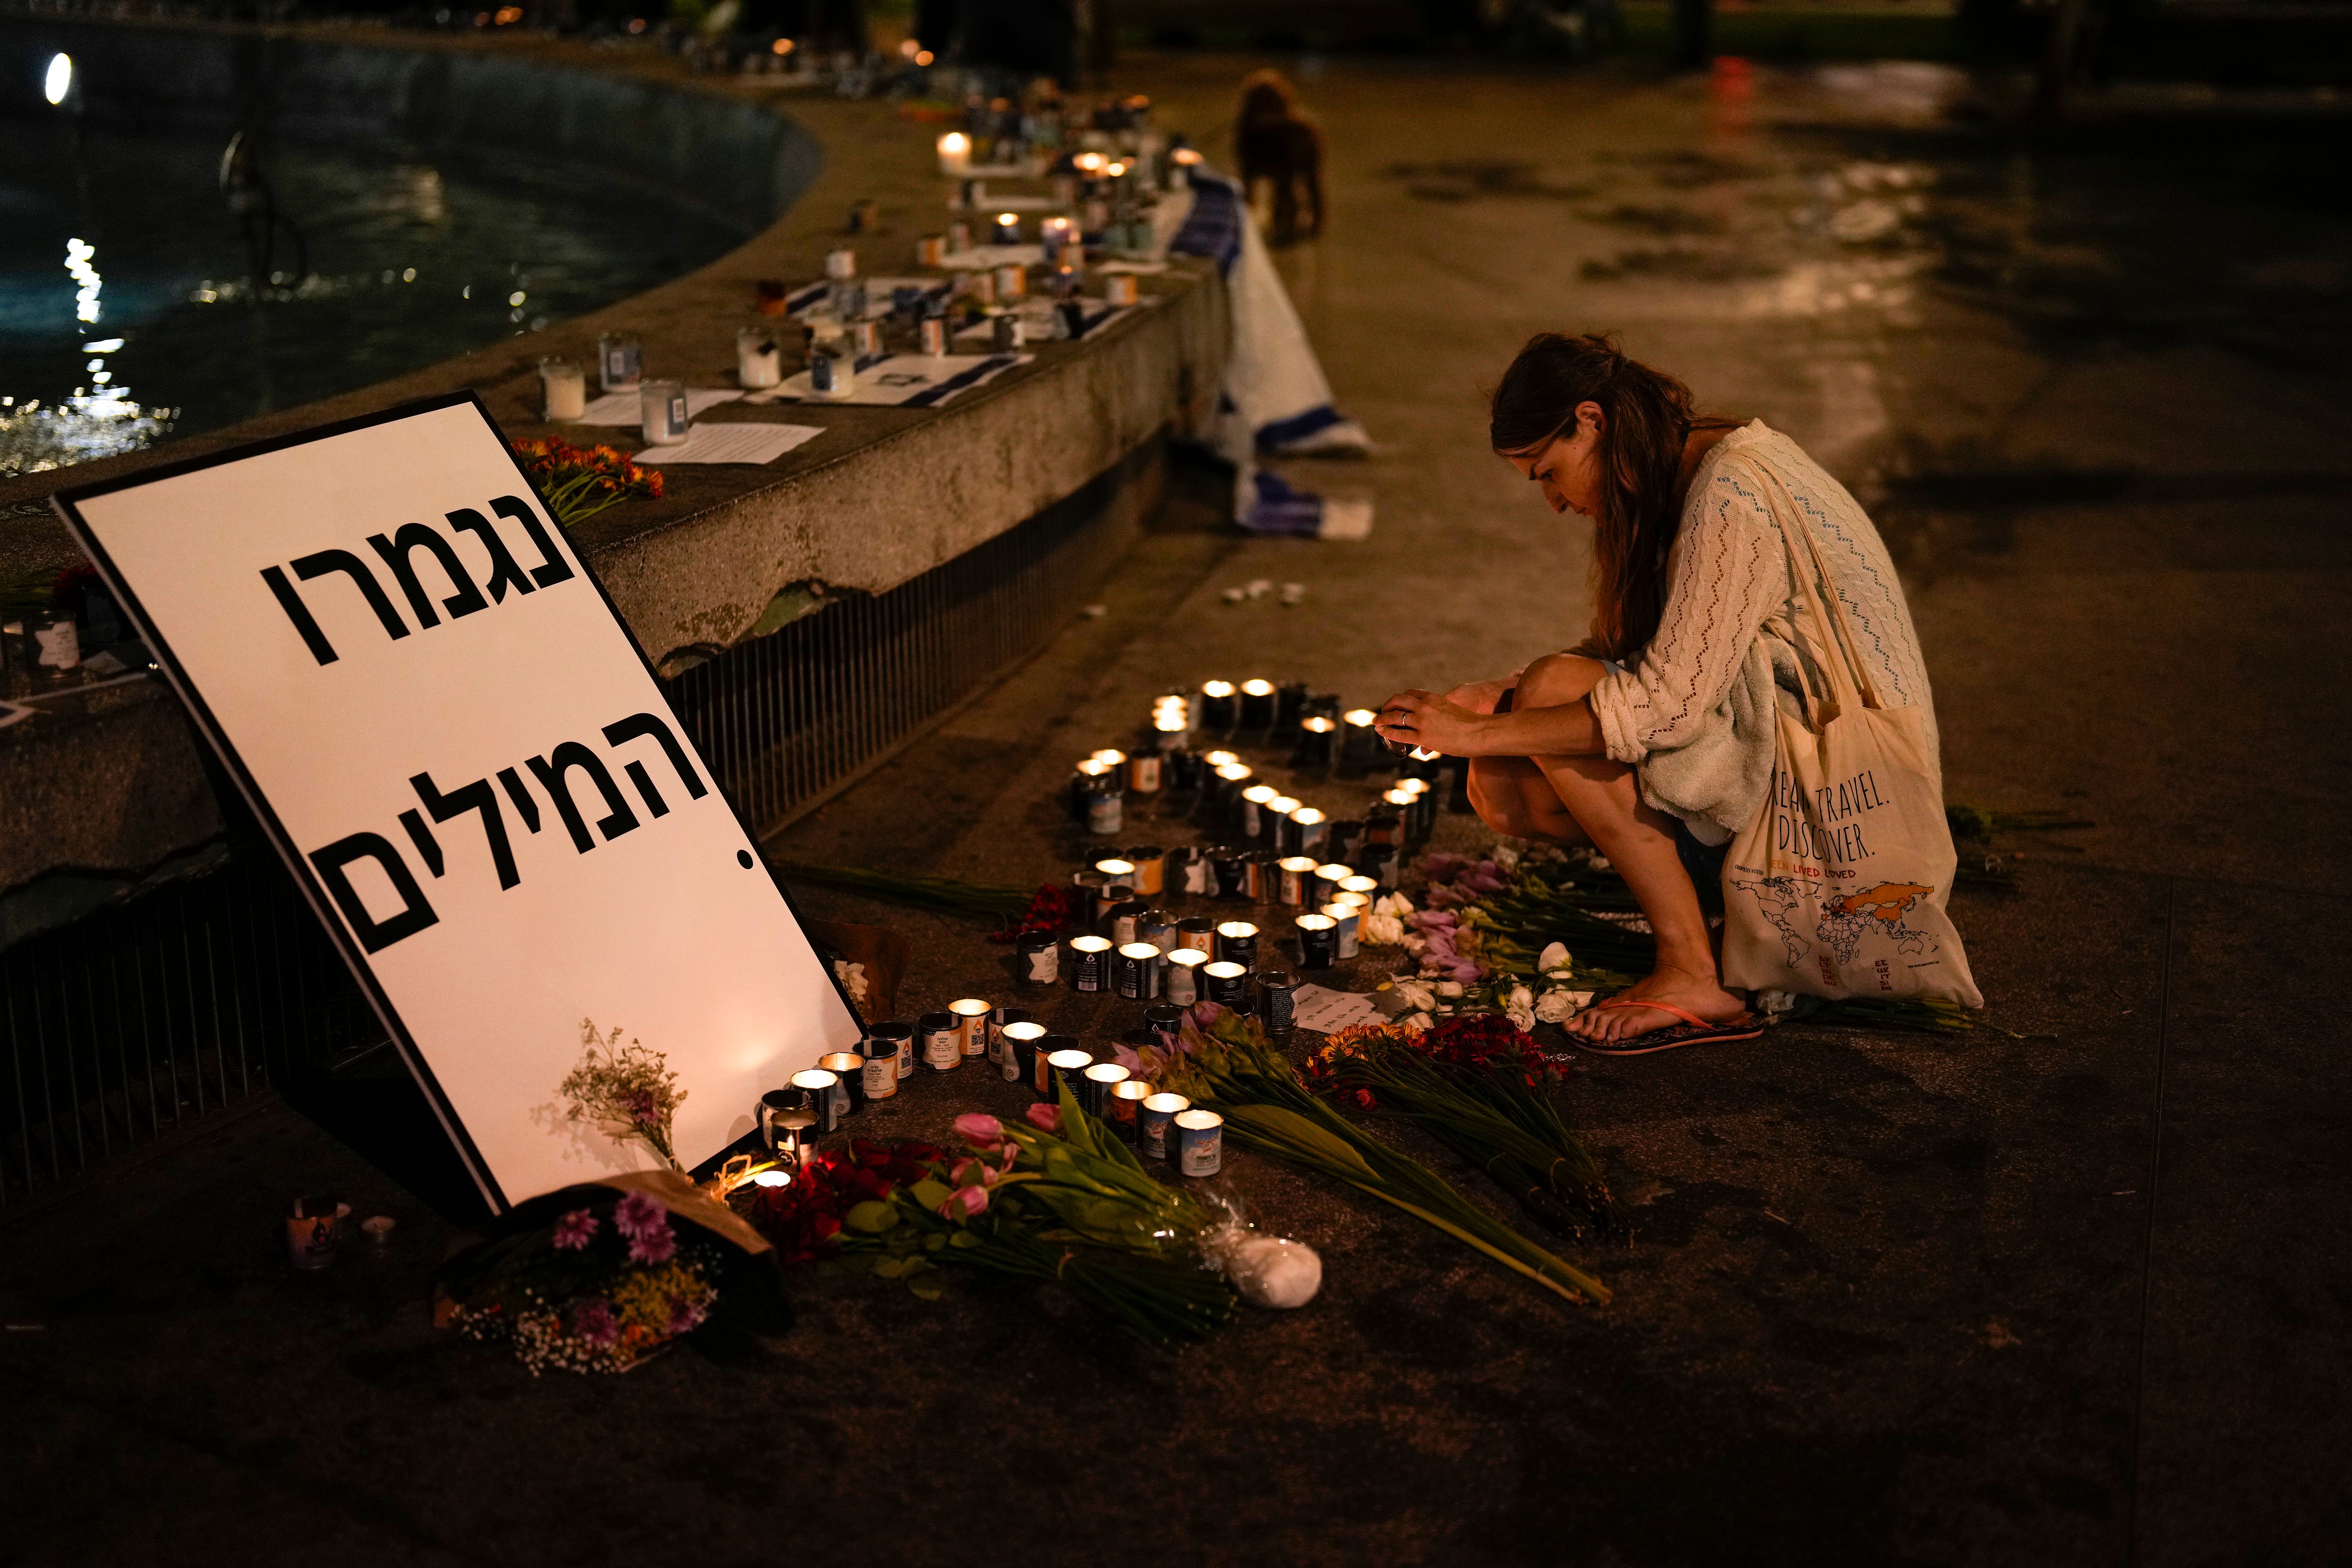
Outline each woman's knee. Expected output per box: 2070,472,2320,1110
1517,652,1608,709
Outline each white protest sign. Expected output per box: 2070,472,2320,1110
56,394,864,1211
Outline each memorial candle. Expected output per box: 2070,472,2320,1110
1214,920,1260,969
1239,678,1276,730
1314,863,1353,907
1110,1078,1152,1143
1297,715,1336,768
538,356,587,420
1199,681,1238,731
1081,1061,1130,1120
1240,784,1279,844
937,130,972,176
1069,934,1113,992
1295,912,1338,970
1341,708,1382,768
735,328,781,389
950,997,993,1060
1041,215,1073,253
1320,901,1360,959
993,211,1022,247
1267,796,1302,856
1291,806,1329,856
1340,874,1380,907
1277,855,1319,907
1164,947,1208,1004
1001,1020,1047,1086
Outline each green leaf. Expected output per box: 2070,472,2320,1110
909,1178,953,1212
947,1229,982,1250
870,1255,912,1279
923,1232,947,1251
908,1282,944,1301
844,1200,900,1234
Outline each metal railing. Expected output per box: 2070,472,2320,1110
0,462,1150,1204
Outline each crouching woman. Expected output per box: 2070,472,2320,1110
1375,333,1943,1054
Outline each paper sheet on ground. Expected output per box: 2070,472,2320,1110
763,353,1031,407
634,422,823,465
1291,984,1386,1035
575,388,742,426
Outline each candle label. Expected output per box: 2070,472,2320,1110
1140,1109,1174,1160
863,1052,898,1099
1025,945,1058,984
1178,1123,1223,1178
922,1026,958,1070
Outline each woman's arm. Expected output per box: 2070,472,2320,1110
1374,681,1605,758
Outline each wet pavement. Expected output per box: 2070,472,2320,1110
3,55,2349,1568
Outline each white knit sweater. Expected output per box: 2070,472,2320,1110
1586,421,1940,846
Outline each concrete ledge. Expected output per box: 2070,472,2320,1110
0,18,1229,897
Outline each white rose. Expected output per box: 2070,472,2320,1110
1507,999,1536,1034
1395,981,1436,1013
1536,941,1570,975
1535,989,1578,1024
1401,1011,1433,1033
1375,892,1415,917
1360,912,1405,947
1493,844,1520,871
1436,980,1465,998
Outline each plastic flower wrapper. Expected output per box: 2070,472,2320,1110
1195,1192,1322,1310
435,1170,788,1375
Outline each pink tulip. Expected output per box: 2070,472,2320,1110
1024,1102,1062,1134
953,1113,1005,1148
939,1184,989,1220
950,1157,982,1186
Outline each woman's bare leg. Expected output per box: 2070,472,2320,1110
1510,655,1748,1042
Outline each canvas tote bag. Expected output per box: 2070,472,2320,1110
1718,481,1983,1008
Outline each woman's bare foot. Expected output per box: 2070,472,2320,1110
1564,964,1750,1044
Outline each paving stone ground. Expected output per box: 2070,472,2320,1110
3,53,2349,1568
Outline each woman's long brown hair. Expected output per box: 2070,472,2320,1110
1489,332,1710,662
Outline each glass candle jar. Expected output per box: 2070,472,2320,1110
539,356,587,420
639,379,688,445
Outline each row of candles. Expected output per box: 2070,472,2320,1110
753,1001,1229,1179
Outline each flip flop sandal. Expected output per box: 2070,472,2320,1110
1569,998,1764,1057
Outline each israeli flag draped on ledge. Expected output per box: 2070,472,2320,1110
1159,167,1374,541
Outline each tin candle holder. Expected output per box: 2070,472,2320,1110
993,263,1027,301
1001,1021,1048,1088
1140,1092,1190,1161
1341,708,1382,769
1215,921,1260,969
1121,846,1166,897
1297,715,1337,769
1045,1047,1094,1102
1321,902,1360,960
1240,785,1279,845
992,212,1022,246
860,1030,904,1101
987,1004,1033,1065
1203,959,1251,1010
1275,682,1309,734
950,998,993,1059
798,1065,851,1131
1018,931,1059,986
1144,1003,1185,1052
826,247,858,281
1295,912,1339,970
1081,1061,1130,1121
1174,1109,1224,1177
1199,680,1237,731
1255,971,1297,1035
1116,941,1162,1000
872,1019,916,1084
1110,1078,1153,1143
918,1011,960,1073
937,130,971,176
759,1088,803,1151
1094,856,1136,891
1127,752,1163,794
1069,934,1113,992
1164,947,1208,1005
1277,855,1319,907
1268,796,1303,855
1290,807,1329,856
1202,749,1239,771
1239,678,1276,731
1313,863,1353,907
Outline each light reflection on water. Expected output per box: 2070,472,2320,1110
0,122,745,478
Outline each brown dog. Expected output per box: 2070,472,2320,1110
1233,70,1325,246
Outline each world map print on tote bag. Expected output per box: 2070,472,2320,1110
1717,477,1981,1008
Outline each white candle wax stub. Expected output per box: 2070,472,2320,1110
538,357,587,420
736,329,781,389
